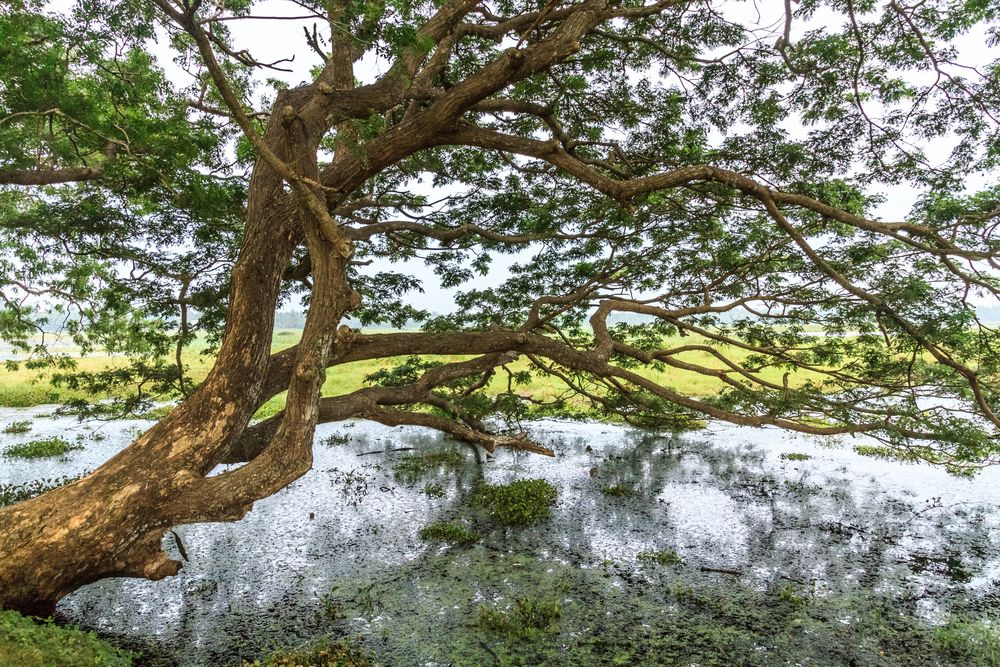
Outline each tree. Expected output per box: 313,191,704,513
0,0,998,614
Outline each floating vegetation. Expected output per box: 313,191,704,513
392,449,464,484
245,637,373,667
474,478,557,526
418,521,479,546
476,597,562,639
780,452,812,461
2,437,83,459
1,420,32,434
637,549,683,566
0,474,84,508
600,483,634,497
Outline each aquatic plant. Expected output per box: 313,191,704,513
637,549,683,566
780,452,812,461
0,474,85,508
246,638,373,667
0,610,134,666
474,479,558,526
476,597,562,639
419,521,479,545
2,437,83,459
1,420,32,434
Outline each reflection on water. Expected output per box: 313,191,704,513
1,408,998,665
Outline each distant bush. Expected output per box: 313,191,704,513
0,610,133,666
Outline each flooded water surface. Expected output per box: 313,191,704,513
1,407,999,665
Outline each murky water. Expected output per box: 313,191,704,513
1,407,999,665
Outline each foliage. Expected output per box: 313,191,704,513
0,0,998,469
0,610,134,666
780,452,812,461
600,483,634,497
2,436,82,459
474,479,558,526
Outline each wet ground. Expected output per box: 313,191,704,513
1,407,999,665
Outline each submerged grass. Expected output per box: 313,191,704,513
476,597,562,639
245,638,373,667
2,437,83,460
637,549,683,566
474,478,557,526
392,449,464,484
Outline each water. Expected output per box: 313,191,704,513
1,407,998,665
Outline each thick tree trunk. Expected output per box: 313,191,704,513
0,93,343,614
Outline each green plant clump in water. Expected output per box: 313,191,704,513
245,637,373,667
2,420,32,434
392,449,464,484
476,597,562,639
474,478,558,526
0,610,134,666
2,437,83,459
322,433,350,447
780,452,812,461
600,483,634,497
0,474,84,508
419,520,479,545
637,549,683,566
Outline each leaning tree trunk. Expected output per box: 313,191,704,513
0,93,353,615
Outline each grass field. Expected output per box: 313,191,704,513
0,329,826,419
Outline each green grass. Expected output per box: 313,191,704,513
418,520,479,545
1,420,32,434
2,437,83,460
0,610,134,666
780,452,812,461
474,479,558,526
0,329,838,418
